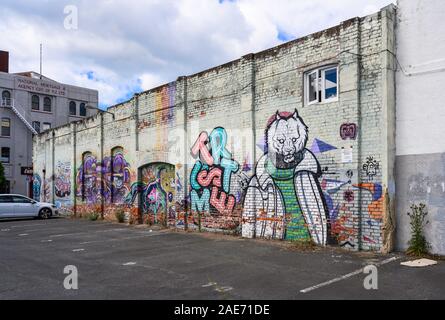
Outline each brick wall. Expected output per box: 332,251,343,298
33,6,396,252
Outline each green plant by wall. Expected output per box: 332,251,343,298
115,209,126,223
88,212,100,221
407,203,431,256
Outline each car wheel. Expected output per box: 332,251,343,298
39,208,52,219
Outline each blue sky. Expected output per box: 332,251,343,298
0,0,394,109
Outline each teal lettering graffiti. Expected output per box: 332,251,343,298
191,189,210,212
209,127,231,165
220,158,239,193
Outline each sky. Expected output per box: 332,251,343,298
0,0,395,109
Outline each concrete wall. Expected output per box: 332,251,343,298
33,6,396,252
395,0,445,255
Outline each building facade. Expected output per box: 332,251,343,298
33,6,397,252
0,52,98,196
395,0,445,255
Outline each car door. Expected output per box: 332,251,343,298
0,195,16,218
11,195,37,217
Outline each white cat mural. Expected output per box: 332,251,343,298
242,109,328,245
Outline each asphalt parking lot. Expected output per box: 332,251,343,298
0,217,444,300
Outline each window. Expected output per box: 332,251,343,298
0,186,11,196
43,96,52,112
304,65,338,105
1,90,11,106
1,147,10,163
32,121,41,133
12,195,33,203
42,122,51,131
1,118,10,136
69,101,76,116
31,95,40,110
79,103,87,117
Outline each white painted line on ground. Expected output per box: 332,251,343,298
299,256,400,294
78,231,168,245
1,229,10,232
202,282,217,287
41,239,53,242
72,248,85,252
122,262,136,266
18,233,29,237
49,228,130,238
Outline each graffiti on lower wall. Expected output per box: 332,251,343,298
190,127,240,229
125,162,176,225
76,153,100,204
102,151,132,204
32,174,42,201
54,161,72,211
242,110,328,245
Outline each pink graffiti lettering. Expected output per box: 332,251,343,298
197,167,222,188
191,131,214,166
210,186,235,215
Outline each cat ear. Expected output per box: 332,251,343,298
293,108,299,119
275,110,281,120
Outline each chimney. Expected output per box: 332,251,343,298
0,51,9,73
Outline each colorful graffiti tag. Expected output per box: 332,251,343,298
55,161,71,198
54,161,72,211
190,127,240,220
76,153,100,204
125,163,176,225
32,174,42,201
242,110,328,245
102,151,132,204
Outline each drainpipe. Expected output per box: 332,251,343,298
134,93,139,152
52,130,55,204
72,122,77,217
100,113,104,219
179,76,189,230
356,19,363,251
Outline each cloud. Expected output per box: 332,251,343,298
0,0,395,107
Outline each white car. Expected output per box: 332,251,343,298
0,194,58,219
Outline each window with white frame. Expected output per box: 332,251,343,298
304,65,338,105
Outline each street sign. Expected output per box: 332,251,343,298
21,167,33,175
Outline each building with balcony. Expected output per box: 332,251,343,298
0,50,98,196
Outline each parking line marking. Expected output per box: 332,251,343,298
41,239,53,242
299,256,400,293
18,233,29,237
72,248,85,252
78,231,167,244
123,262,136,266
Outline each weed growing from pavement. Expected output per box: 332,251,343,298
407,203,431,257
115,209,126,223
88,212,100,221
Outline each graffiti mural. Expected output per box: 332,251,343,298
102,151,132,204
242,110,328,245
125,162,176,225
76,153,100,204
32,174,42,201
55,161,71,198
190,127,240,227
363,156,379,180
54,161,72,210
